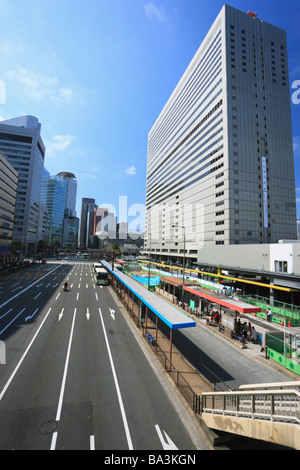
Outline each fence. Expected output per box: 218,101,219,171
239,294,300,325
202,389,300,425
266,332,300,376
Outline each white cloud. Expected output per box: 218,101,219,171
144,3,167,23
6,67,74,104
45,135,75,156
293,136,300,158
81,172,97,179
59,88,74,101
125,166,137,175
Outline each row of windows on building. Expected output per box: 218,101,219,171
148,30,222,159
229,26,287,85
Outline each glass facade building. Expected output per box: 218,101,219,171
41,171,78,249
145,5,297,264
41,173,67,248
0,116,45,253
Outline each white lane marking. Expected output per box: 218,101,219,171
0,308,25,335
90,435,95,450
25,308,39,322
0,307,13,320
155,425,178,450
54,308,77,424
50,432,58,451
0,308,52,401
98,307,133,450
58,308,64,322
34,292,41,300
109,308,115,320
12,286,23,292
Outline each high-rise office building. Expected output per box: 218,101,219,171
41,170,79,249
41,172,67,247
0,152,18,257
145,5,297,263
57,172,77,215
0,116,45,253
79,198,96,249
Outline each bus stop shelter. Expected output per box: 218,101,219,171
101,260,196,369
183,285,262,315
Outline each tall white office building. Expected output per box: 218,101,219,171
0,116,45,253
145,5,297,264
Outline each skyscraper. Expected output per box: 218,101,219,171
41,171,79,249
145,5,297,264
0,116,45,253
79,198,95,249
57,172,77,215
0,152,18,257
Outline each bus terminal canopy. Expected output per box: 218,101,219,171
101,261,196,330
183,285,261,314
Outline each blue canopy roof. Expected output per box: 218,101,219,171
101,261,196,330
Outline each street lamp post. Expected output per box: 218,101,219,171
172,224,185,307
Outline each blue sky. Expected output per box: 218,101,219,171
0,0,299,227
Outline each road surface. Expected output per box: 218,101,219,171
0,259,205,450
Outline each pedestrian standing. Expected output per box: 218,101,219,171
236,318,241,335
247,322,252,340
252,326,258,344
242,322,248,339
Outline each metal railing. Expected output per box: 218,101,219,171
202,385,300,425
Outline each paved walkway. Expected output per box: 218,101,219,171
150,290,299,393
113,280,299,409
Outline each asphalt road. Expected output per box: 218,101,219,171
0,259,205,450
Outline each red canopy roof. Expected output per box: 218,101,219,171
183,285,261,314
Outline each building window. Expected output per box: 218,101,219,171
274,260,288,273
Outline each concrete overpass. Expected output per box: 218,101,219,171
202,381,300,449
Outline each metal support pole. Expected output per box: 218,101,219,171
155,316,158,355
168,329,173,372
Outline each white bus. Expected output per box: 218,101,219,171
114,262,124,272
93,263,109,285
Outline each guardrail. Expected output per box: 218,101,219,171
202,389,300,424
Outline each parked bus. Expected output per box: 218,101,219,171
93,263,109,285
114,262,124,272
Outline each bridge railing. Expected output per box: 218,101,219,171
202,387,300,425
